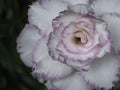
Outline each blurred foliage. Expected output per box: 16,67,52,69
0,0,46,90
0,0,119,90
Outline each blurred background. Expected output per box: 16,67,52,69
0,0,119,90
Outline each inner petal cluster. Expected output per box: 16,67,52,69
48,11,111,68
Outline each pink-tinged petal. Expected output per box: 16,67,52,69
64,59,91,71
47,72,91,90
82,53,120,89
49,11,111,68
16,24,41,67
91,0,120,16
62,0,89,5
53,6,94,27
32,56,73,81
28,0,68,35
32,37,73,80
32,37,48,64
68,4,94,15
102,13,120,50
95,21,111,58
53,11,81,26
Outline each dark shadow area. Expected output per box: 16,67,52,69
0,0,46,90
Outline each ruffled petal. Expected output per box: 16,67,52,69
28,0,68,35
82,53,120,89
91,0,120,16
47,72,91,90
32,56,73,81
53,11,81,27
32,37,73,80
16,24,41,67
48,10,111,70
32,37,48,64
62,0,89,5
68,4,94,15
102,13,120,50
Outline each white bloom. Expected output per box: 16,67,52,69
17,0,120,90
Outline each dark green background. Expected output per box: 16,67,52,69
0,0,119,90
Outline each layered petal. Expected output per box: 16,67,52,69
48,9,111,69
53,4,94,26
62,0,89,5
16,24,41,67
47,72,91,90
32,37,73,80
32,56,73,81
68,4,94,15
28,0,68,35
91,0,120,16
17,0,120,90
102,14,120,50
32,37,48,64
82,53,120,89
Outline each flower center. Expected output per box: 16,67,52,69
72,30,88,45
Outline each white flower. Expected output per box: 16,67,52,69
17,0,120,90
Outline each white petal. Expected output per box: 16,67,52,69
17,24,41,67
32,36,73,80
49,72,91,90
50,12,111,69
28,0,68,35
32,56,73,80
68,4,94,15
54,11,81,26
102,14,120,50
95,20,111,58
65,59,90,71
32,38,49,64
62,0,89,5
82,53,120,89
91,0,120,16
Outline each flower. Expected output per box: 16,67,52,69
17,0,120,90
